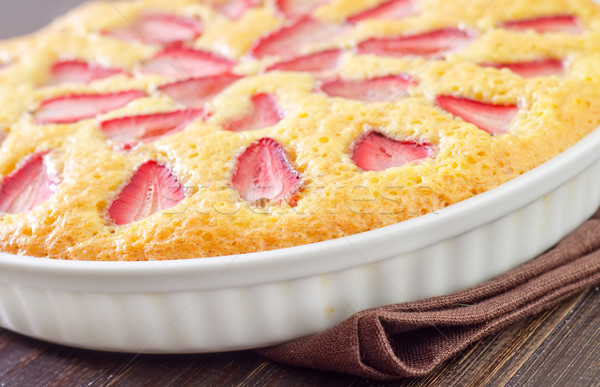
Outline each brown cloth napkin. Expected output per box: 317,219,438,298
259,209,600,380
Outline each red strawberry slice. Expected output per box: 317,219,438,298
352,131,432,171
437,96,518,135
47,59,125,86
266,49,342,77
213,0,262,19
276,0,329,18
140,47,235,79
250,17,349,59
100,108,205,149
357,28,472,58
232,137,302,203
108,160,185,225
224,93,284,132
158,73,242,107
500,15,583,34
0,153,58,213
348,0,415,23
320,74,415,102
34,90,146,125
482,59,564,78
103,13,202,45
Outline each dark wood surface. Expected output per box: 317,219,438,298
0,287,598,386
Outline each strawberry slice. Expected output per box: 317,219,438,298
100,108,205,149
103,13,202,45
348,0,415,23
108,160,185,225
0,153,58,213
224,93,284,132
47,59,125,86
158,73,242,107
232,137,302,203
34,90,146,125
213,0,262,19
482,59,564,78
437,96,518,135
266,49,342,77
357,28,472,58
140,47,235,79
320,74,415,102
276,0,329,18
250,17,349,59
500,15,583,34
352,131,432,171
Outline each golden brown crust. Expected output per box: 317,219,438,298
0,0,599,260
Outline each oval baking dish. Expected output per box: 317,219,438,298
0,126,599,353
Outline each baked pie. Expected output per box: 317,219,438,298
0,0,598,260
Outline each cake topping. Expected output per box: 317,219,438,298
482,59,564,78
46,59,125,86
436,96,518,135
223,93,284,131
500,15,583,34
250,17,349,59
320,74,415,102
266,49,342,77
212,0,262,20
0,153,58,214
352,131,432,171
103,13,202,45
348,0,416,23
34,90,146,125
100,108,206,149
357,28,472,58
108,160,185,225
158,73,243,107
140,47,235,80
276,0,329,18
232,137,302,204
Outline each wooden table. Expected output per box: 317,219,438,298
0,286,598,386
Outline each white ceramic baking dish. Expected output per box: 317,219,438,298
0,126,599,353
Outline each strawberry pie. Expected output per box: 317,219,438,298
0,0,598,260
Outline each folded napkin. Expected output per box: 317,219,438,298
259,209,600,380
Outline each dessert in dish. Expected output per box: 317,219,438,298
0,0,599,261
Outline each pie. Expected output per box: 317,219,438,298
0,0,598,260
